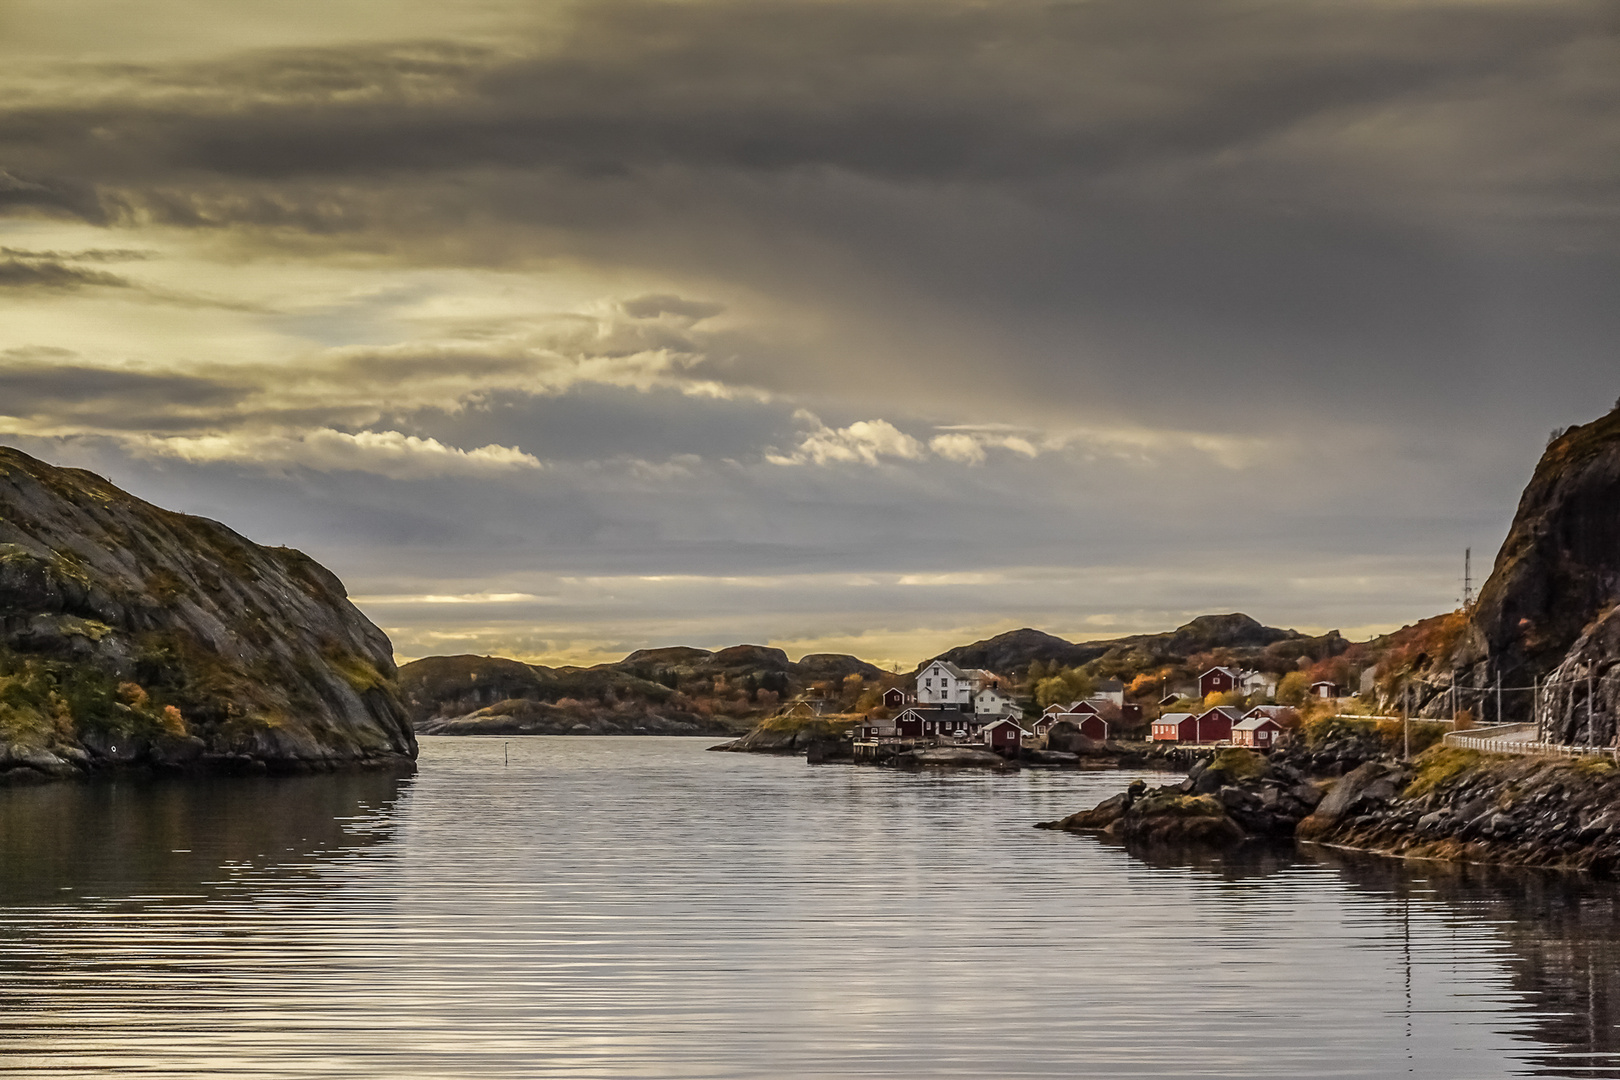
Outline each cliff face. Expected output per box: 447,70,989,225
1448,406,1620,738
0,447,416,779
1471,407,1620,681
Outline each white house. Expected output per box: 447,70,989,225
1092,679,1125,706
1238,670,1276,697
916,660,988,710
973,686,1020,718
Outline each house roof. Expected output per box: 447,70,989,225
1158,693,1181,706
1233,715,1282,731
1244,705,1291,720
1201,666,1244,680
1156,712,1195,725
980,716,1026,731
926,660,969,679
1310,679,1339,688
897,705,972,721
1068,700,1101,714
1095,679,1125,692
1197,706,1246,722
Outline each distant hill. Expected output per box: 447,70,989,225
400,644,886,735
923,614,1332,678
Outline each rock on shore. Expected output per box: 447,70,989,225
0,447,416,782
1297,748,1620,875
1037,748,1322,845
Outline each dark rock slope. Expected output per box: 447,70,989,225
0,447,416,781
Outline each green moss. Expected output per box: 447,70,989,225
324,650,387,695
1209,747,1267,780
1133,792,1226,819
1404,746,1483,798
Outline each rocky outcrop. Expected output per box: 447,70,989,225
1037,749,1325,845
417,697,729,736
0,447,415,782
1297,748,1620,875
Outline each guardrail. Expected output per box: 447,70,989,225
1442,723,1616,758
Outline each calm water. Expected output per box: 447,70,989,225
1,737,1618,1078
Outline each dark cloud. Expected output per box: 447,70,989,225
620,294,724,323
0,364,243,418
0,257,132,290
1,1,1615,659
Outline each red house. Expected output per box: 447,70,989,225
1310,680,1340,699
882,686,908,710
1059,713,1108,741
981,716,1028,752
1152,713,1196,742
1198,667,1242,698
1191,706,1242,743
894,706,979,740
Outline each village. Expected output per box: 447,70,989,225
819,660,1351,759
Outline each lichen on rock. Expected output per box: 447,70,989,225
0,447,416,781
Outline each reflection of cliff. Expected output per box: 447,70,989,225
1317,849,1620,1078
0,768,412,905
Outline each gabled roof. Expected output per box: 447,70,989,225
1067,700,1101,714
1244,705,1291,720
1197,706,1245,722
925,660,969,679
980,716,1026,731
896,705,971,721
1233,714,1282,731
1310,679,1339,688
1155,712,1195,725
1201,666,1244,679
1095,678,1125,692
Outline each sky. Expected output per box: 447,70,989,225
0,0,1616,669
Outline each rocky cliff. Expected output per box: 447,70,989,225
1445,405,1620,739
0,447,416,781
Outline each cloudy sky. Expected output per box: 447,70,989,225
1,0,1616,668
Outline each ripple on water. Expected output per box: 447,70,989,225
1,736,1617,1078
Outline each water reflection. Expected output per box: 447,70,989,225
1316,849,1620,1078
0,767,412,903
0,740,1618,1078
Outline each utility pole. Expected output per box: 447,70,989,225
1496,674,1503,727
1591,670,1597,748
1462,548,1474,610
